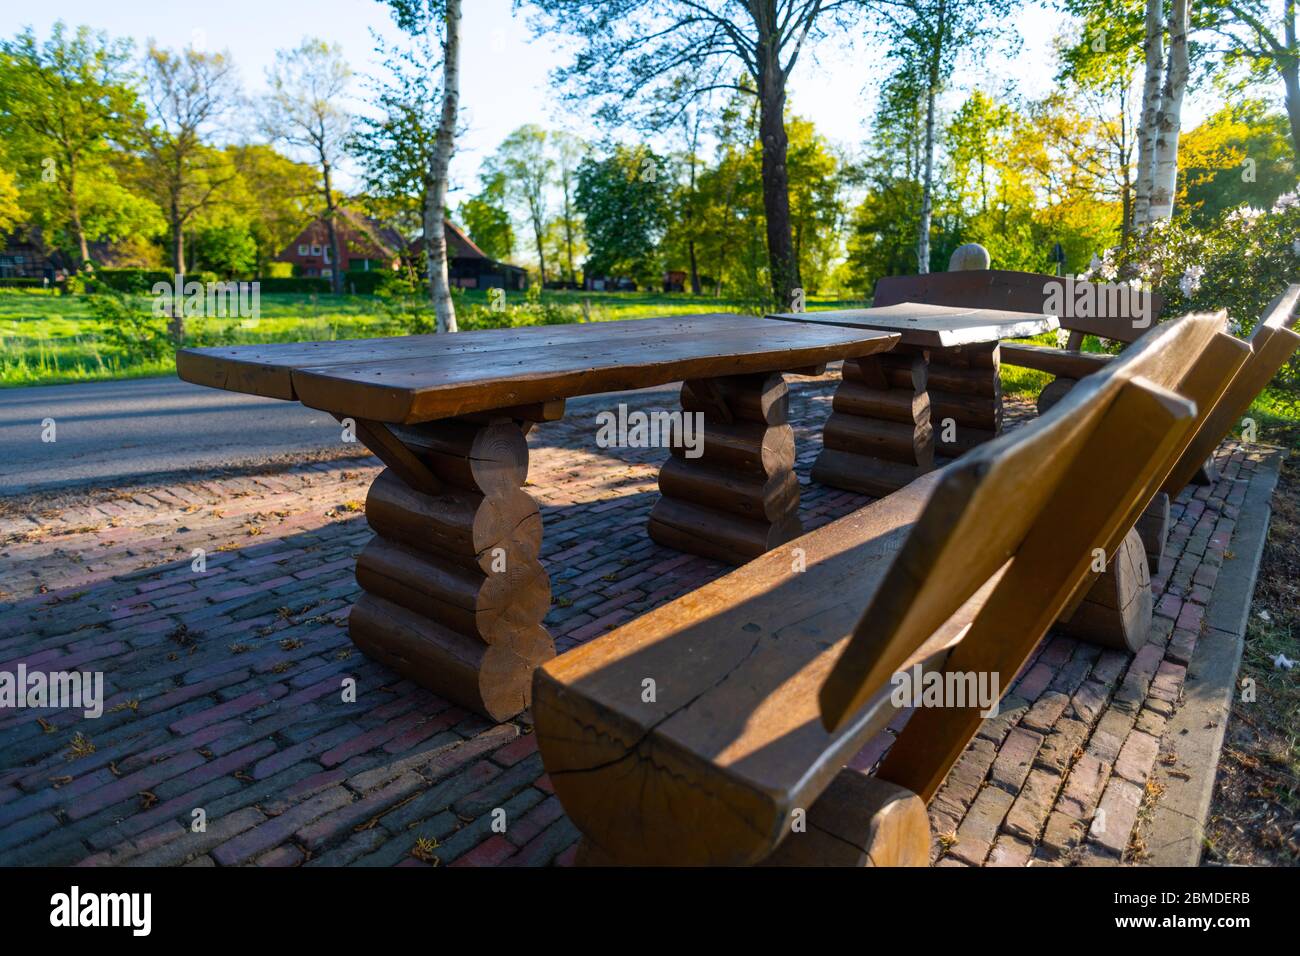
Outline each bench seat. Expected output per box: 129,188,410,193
534,470,996,866
999,342,1115,379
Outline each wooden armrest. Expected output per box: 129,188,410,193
1000,342,1116,379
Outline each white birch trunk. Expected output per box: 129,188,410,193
1133,0,1165,231
1149,0,1190,222
427,0,461,334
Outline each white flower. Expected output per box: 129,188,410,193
1272,191,1299,213
1179,265,1204,297
1226,205,1265,225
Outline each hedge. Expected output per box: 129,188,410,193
255,276,332,294
343,271,395,294
0,277,47,288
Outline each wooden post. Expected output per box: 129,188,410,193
648,372,803,564
812,346,934,497
348,413,556,722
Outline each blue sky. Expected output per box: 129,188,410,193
15,0,1215,202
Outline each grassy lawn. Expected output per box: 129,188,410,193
3,286,1297,446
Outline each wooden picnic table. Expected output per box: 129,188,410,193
177,314,899,720
768,303,1058,496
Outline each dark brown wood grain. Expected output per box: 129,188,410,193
177,314,899,424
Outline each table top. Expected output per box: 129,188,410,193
176,314,900,424
767,302,1058,348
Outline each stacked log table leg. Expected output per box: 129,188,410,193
348,414,555,722
648,372,803,565
928,342,1003,461
814,342,1003,497
813,348,934,497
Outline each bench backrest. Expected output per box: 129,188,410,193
821,313,1234,800
873,269,1165,344
1160,285,1300,495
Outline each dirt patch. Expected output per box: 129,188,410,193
1204,456,1300,865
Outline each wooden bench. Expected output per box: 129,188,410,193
533,311,1236,866
1025,285,1298,578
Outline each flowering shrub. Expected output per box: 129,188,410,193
1086,195,1300,398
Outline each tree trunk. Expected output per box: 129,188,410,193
427,0,461,333
757,67,799,307
1283,2,1300,162
65,155,89,269
322,163,343,296
1133,0,1164,231
533,212,548,287
688,240,701,295
916,1,945,276
1149,0,1189,221
917,81,938,275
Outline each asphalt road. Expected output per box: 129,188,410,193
0,375,680,496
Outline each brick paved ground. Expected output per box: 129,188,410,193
0,373,1273,866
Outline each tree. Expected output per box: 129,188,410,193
872,0,1019,273
376,0,463,332
140,44,241,277
1178,99,1296,223
575,145,671,284
1200,1,1300,163
486,125,553,285
528,0,865,307
0,22,145,267
262,39,353,294
459,170,515,260
551,130,587,286
227,144,320,276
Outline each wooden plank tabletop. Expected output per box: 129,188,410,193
177,314,900,424
767,302,1058,348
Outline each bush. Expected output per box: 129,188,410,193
91,269,173,293
1092,195,1300,397
343,270,395,295
88,291,172,361
255,276,331,294
0,277,46,288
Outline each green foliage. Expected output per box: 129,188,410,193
190,223,259,277
1179,100,1296,226
0,277,45,288
257,277,332,294
343,270,395,294
90,269,172,293
1095,197,1300,395
0,22,150,264
459,171,514,261
575,144,670,284
88,290,170,360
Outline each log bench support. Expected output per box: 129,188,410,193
648,371,803,565
348,408,560,722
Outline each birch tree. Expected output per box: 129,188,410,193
873,0,1018,273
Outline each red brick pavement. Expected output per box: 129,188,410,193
0,374,1271,866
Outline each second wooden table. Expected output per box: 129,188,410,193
769,303,1057,496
